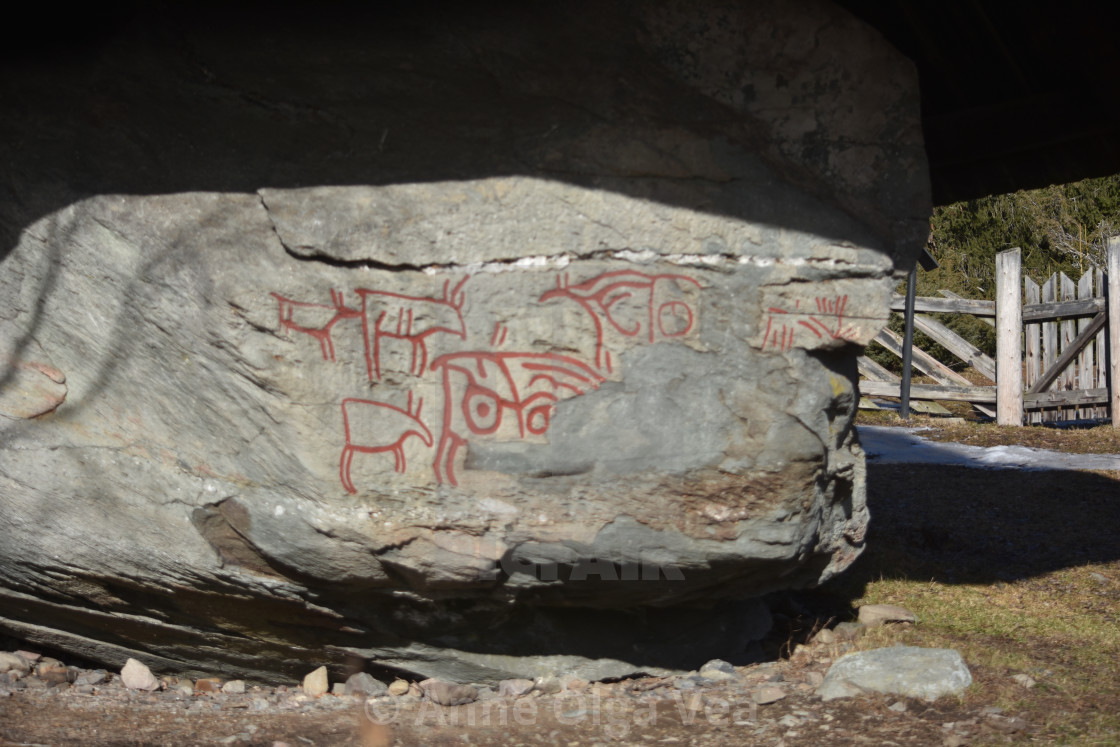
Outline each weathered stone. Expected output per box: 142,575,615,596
0,1,928,682
0,653,30,674
699,659,736,676
498,678,535,698
221,680,246,694
387,679,410,697
74,670,106,687
345,672,388,697
302,667,329,697
420,679,478,706
858,604,918,627
817,646,972,701
752,685,787,704
120,659,160,692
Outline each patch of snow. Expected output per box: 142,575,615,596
857,425,1120,471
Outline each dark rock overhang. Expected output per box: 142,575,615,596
836,0,1120,204
5,1,1117,209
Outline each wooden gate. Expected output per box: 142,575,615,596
858,237,1120,427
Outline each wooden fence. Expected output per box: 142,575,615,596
858,237,1120,427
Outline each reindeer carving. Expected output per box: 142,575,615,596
339,393,434,494
357,277,469,380
538,270,702,373
270,289,362,361
429,351,605,486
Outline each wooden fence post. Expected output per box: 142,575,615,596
1109,237,1120,428
996,248,1023,425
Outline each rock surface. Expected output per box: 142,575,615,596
817,646,973,701
0,1,929,681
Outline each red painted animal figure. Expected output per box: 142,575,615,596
339,393,434,493
429,351,605,486
762,295,857,352
538,270,702,373
270,289,362,361
356,277,469,380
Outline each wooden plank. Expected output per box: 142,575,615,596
1060,273,1077,398
912,314,996,382
1026,312,1107,395
1021,296,1105,321
1096,267,1108,419
939,290,995,326
873,327,974,387
1024,388,1111,408
1024,278,1041,424
1078,271,1095,418
891,295,994,316
995,249,1023,425
1041,274,1057,422
857,355,899,383
1110,237,1120,428
857,396,952,415
859,380,997,402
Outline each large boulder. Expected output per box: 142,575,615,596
0,1,929,682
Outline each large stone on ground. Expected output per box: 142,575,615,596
0,1,929,682
817,646,973,701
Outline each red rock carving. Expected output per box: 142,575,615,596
357,277,469,380
271,289,362,361
538,270,702,372
339,393,434,494
429,352,605,486
762,295,857,352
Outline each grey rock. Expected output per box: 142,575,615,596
532,676,562,695
0,0,927,683
420,679,478,706
818,646,972,702
858,604,918,627
345,672,388,697
699,659,736,677
498,678,535,698
752,685,787,705
221,680,246,694
833,622,865,640
813,628,837,645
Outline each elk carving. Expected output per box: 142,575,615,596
339,393,433,494
270,289,362,361
357,277,469,380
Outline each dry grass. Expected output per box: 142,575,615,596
825,416,1120,745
